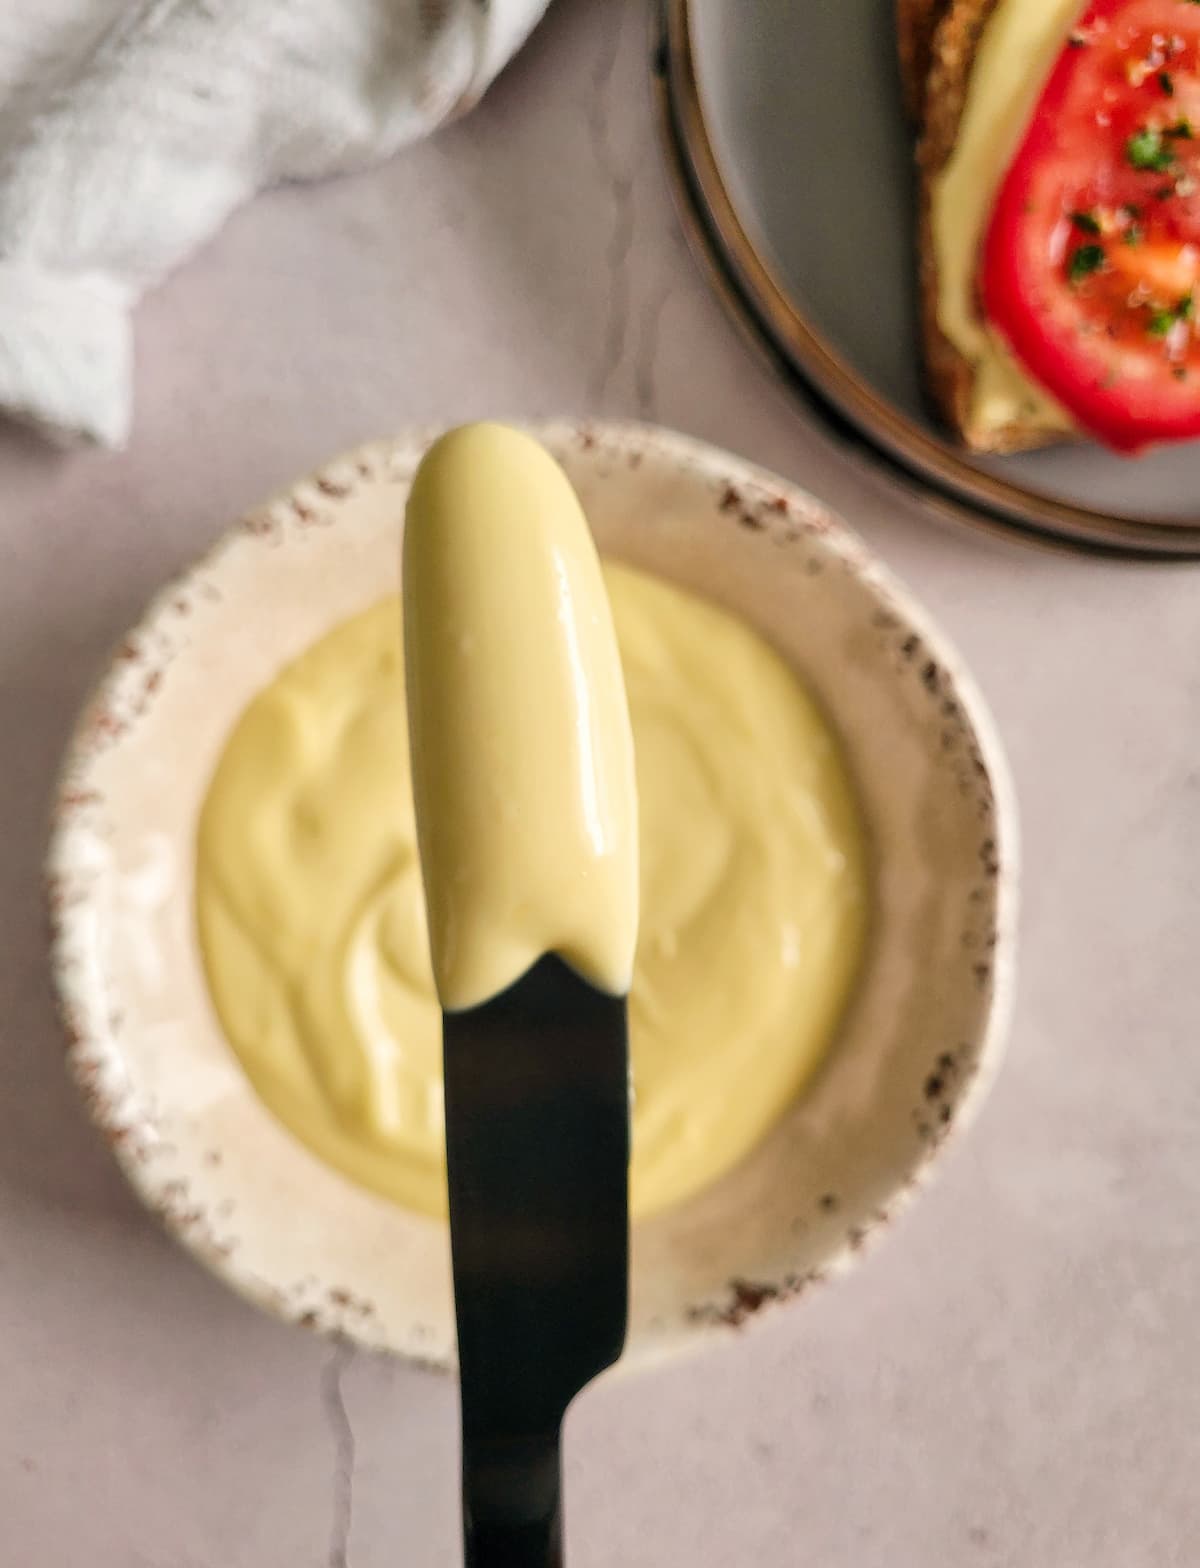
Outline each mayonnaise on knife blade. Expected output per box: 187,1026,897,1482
402,422,639,1013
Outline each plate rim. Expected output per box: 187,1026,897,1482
657,0,1200,558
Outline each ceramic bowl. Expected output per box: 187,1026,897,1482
47,420,1018,1372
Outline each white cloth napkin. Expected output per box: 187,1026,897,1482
0,0,548,448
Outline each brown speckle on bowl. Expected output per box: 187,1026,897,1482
717,480,802,534
316,475,352,499
87,706,127,747
913,1044,972,1148
291,496,337,528
56,788,99,812
923,1050,963,1105
728,1279,779,1317
690,1265,836,1331
329,1287,374,1317
686,1279,777,1328
242,510,279,538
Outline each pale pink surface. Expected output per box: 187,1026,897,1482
2,3,1198,1564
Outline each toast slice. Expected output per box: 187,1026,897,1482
903,0,1071,453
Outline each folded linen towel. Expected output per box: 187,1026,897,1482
0,0,548,447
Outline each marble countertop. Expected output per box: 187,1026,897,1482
3,3,1198,1563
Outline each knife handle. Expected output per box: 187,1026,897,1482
462,1442,562,1568
464,1507,563,1568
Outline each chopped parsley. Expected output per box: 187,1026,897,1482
1127,126,1176,171
1160,71,1176,95
1166,119,1195,138
1068,243,1106,283
1147,294,1194,337
1124,223,1144,244
1071,209,1102,233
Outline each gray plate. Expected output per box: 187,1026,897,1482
658,0,1200,556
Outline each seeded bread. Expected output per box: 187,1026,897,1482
902,0,1069,453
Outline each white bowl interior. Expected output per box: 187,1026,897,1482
49,421,1016,1371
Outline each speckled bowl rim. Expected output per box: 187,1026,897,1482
47,419,1019,1369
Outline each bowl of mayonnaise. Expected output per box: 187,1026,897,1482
47,420,1017,1371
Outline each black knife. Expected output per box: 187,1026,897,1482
443,952,630,1568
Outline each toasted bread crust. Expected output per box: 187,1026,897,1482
910,0,1070,453
895,0,949,122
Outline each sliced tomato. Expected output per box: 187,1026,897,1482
981,0,1200,452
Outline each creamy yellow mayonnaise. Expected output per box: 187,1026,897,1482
932,0,1083,441
403,424,638,1012
196,570,867,1221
